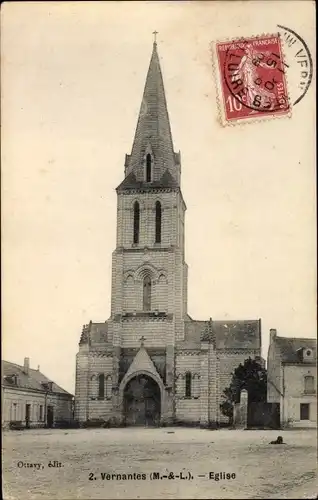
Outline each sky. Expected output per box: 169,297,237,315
2,1,316,394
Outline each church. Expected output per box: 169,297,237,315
75,39,262,427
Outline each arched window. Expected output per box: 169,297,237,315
105,375,112,399
185,372,192,398
146,154,152,182
304,375,315,394
98,374,105,399
133,201,140,244
155,201,162,243
143,275,151,311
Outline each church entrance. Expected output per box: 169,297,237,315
123,375,161,427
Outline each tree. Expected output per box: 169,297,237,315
220,357,267,424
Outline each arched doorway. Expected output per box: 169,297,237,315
123,374,161,427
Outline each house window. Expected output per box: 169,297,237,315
146,154,152,182
304,376,315,394
143,275,151,311
185,372,192,398
98,374,105,399
39,405,43,421
133,201,140,244
155,201,162,243
6,374,18,385
300,403,310,420
25,404,31,427
11,403,17,421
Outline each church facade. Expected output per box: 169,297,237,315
75,41,262,427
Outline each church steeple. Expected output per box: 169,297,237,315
119,37,181,190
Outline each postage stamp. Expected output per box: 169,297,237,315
213,34,291,125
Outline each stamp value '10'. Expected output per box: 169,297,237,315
214,34,291,125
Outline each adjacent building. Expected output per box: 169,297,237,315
75,40,263,427
267,329,317,428
2,357,73,429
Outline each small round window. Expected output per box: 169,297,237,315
306,350,312,356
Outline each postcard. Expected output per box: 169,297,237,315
1,1,316,499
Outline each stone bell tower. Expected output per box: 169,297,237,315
106,38,188,425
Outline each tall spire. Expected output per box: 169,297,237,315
123,38,179,186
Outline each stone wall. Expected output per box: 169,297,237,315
284,364,317,398
75,349,89,422
175,351,201,422
2,388,45,427
281,364,317,428
2,387,73,428
267,337,282,403
111,248,185,326
110,188,187,342
117,191,184,249
114,319,173,348
47,393,73,423
75,343,262,426
75,348,114,423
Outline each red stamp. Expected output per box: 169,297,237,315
215,34,290,123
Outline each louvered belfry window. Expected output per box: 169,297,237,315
155,201,162,243
146,154,152,182
133,201,140,244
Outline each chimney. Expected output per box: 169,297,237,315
270,329,277,343
24,357,30,375
37,365,40,371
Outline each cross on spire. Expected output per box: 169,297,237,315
153,30,158,44
139,336,146,347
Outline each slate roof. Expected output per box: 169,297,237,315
184,320,209,344
116,169,179,192
213,320,261,350
275,336,317,363
2,360,72,396
182,318,261,350
126,42,177,179
80,321,109,345
81,318,260,351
